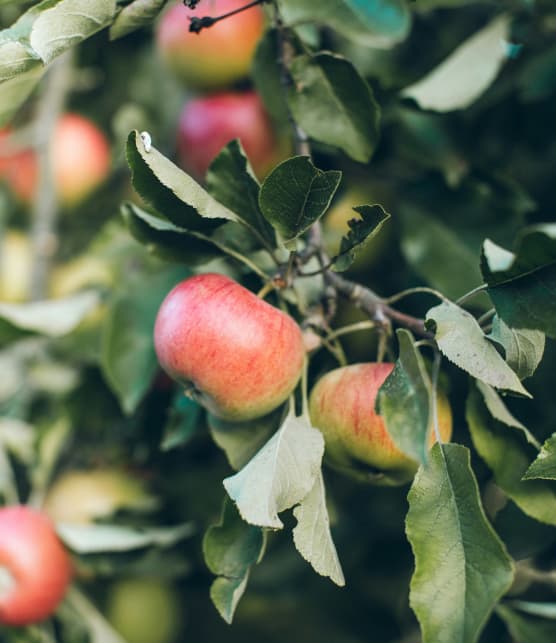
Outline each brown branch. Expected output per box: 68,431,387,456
188,0,270,33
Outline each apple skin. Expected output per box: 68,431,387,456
156,0,264,90
0,114,110,207
43,469,156,525
177,90,284,181
309,363,453,485
0,230,32,302
0,506,72,626
154,273,305,421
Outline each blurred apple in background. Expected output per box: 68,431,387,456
0,230,32,302
0,113,110,207
156,0,264,90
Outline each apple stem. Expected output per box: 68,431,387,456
188,0,270,34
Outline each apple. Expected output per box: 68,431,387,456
154,273,305,421
0,230,32,302
43,469,157,525
177,90,285,181
0,113,110,207
309,363,453,485
0,506,72,626
49,255,113,298
106,577,182,643
156,0,264,90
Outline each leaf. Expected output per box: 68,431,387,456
332,204,390,272
507,601,556,619
277,0,411,48
0,291,99,346
481,226,556,338
523,434,556,481
292,470,345,586
0,41,40,82
161,392,201,452
425,301,530,398
206,140,275,246
402,15,511,111
489,316,545,380
466,385,556,526
126,130,237,231
109,0,166,40
475,380,539,448
406,443,514,643
376,329,431,467
287,53,380,163
203,498,265,624
496,604,556,643
101,266,187,414
57,522,194,554
0,66,43,126
121,202,220,266
223,410,325,529
258,156,341,247
208,409,282,471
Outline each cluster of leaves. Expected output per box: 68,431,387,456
1,0,556,642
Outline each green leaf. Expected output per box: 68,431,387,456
57,522,194,554
489,316,545,380
0,66,43,126
121,202,220,266
517,44,556,102
332,204,390,272
496,604,556,643
277,0,411,47
0,291,99,346
101,266,186,415
161,392,201,452
481,226,556,338
425,301,530,398
402,15,510,112
206,140,275,246
258,156,341,247
400,207,485,303
126,130,237,232
376,329,431,467
466,385,556,526
287,53,380,163
292,470,345,586
223,410,325,529
0,40,40,81
523,434,556,481
208,408,282,471
203,498,265,624
406,443,514,643
507,601,556,619
109,0,166,40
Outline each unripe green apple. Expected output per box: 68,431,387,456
43,469,157,525
106,577,182,643
0,114,110,207
177,90,287,181
0,506,72,626
156,0,264,90
154,273,305,421
309,363,453,485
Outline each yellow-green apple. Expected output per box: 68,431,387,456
177,90,285,181
154,273,305,421
106,577,182,643
43,469,157,525
156,0,264,90
309,363,453,485
0,506,72,626
0,230,32,302
0,114,110,207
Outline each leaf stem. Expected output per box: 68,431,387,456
383,287,447,305
188,0,270,33
455,283,488,306
430,349,443,445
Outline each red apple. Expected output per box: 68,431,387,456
154,273,305,421
177,90,284,180
156,0,264,90
0,506,72,626
0,113,110,207
309,363,453,485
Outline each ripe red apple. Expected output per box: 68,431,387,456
0,506,72,626
0,113,110,207
156,0,264,90
177,90,284,181
309,363,453,485
154,273,305,421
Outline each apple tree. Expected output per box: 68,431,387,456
0,0,556,642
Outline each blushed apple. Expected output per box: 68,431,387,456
309,362,453,485
154,273,305,421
